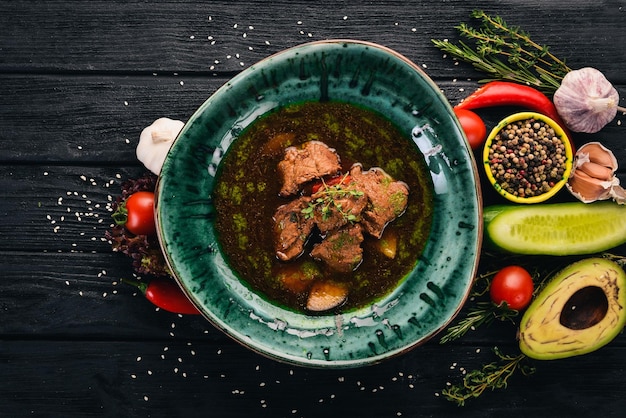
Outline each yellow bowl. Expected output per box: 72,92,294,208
483,111,573,204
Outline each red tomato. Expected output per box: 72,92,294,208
489,265,534,310
123,191,156,236
454,108,487,150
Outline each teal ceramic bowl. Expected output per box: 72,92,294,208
155,40,482,368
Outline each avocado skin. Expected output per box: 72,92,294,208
518,257,626,360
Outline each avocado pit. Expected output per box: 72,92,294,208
559,286,609,330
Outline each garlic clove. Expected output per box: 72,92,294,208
566,169,613,203
579,142,618,170
553,67,620,134
567,141,622,204
578,162,615,181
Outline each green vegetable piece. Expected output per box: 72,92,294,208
483,202,626,255
519,257,626,360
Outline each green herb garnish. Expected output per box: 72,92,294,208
431,10,571,94
301,174,364,222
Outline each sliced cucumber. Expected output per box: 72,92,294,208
484,202,626,255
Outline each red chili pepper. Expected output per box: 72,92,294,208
121,278,201,315
454,81,573,146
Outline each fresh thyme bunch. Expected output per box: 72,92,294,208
432,10,571,95
442,347,536,406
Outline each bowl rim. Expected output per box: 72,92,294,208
482,111,574,204
155,39,483,368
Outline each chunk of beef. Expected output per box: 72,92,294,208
310,224,364,273
273,197,314,261
277,141,342,196
349,164,409,238
311,181,368,234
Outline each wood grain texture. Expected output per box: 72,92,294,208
1,0,626,416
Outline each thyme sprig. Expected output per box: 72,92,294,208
432,10,571,95
442,347,536,406
301,174,364,222
439,301,519,344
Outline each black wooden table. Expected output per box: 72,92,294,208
2,1,625,417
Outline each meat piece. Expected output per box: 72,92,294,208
273,197,315,261
311,181,368,234
310,224,364,273
349,164,409,238
277,141,342,196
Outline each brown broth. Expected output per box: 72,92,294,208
213,101,434,313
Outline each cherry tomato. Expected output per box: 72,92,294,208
454,108,487,150
118,191,156,236
489,265,534,310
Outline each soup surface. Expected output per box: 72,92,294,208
213,101,434,313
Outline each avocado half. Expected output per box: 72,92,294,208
519,257,626,360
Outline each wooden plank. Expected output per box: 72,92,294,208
1,339,624,416
2,74,626,164
0,75,222,163
1,1,624,79
0,250,220,340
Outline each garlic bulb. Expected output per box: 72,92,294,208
136,117,184,175
566,142,626,204
553,67,621,134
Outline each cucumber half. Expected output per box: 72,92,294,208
484,202,626,255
